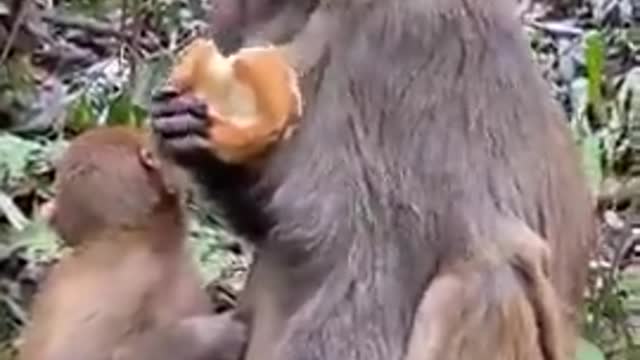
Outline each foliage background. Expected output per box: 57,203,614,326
0,0,638,359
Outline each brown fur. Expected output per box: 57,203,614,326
150,0,597,359
404,218,568,360
18,126,246,360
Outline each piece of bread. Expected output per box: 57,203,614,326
166,38,302,164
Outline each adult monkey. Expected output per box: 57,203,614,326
150,0,597,359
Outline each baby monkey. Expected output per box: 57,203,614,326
18,126,246,360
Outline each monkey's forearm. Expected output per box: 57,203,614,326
187,157,271,240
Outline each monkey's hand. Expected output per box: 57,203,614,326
150,90,268,240
150,90,256,188
150,90,218,168
160,37,302,166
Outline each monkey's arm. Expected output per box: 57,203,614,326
280,5,333,76
113,312,247,360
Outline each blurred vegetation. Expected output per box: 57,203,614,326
523,1,640,357
0,0,638,359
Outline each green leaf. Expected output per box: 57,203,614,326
0,191,28,231
67,92,98,133
584,30,606,124
585,31,605,104
0,133,43,178
105,92,147,128
9,219,61,262
618,67,640,145
576,337,606,360
578,134,603,195
0,132,46,194
569,78,590,134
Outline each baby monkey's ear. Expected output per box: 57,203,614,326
138,145,188,197
139,147,161,171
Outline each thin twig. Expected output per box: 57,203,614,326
120,0,129,36
0,0,31,64
128,0,145,84
119,0,130,78
523,19,584,37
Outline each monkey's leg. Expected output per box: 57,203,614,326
404,220,570,360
